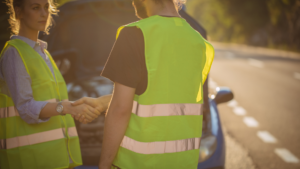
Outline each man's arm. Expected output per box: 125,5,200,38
98,82,135,169
71,87,134,168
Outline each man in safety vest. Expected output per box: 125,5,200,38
72,0,214,168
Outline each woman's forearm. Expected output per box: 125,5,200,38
39,101,73,119
39,101,101,123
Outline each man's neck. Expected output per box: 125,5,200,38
147,1,180,18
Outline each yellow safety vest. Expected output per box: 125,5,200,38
113,15,214,169
0,39,82,169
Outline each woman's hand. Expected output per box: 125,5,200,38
63,101,100,123
72,95,112,116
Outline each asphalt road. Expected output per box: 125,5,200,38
210,48,300,169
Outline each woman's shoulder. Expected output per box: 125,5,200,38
0,44,24,71
0,45,22,80
1,45,20,62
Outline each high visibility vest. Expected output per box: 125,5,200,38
0,39,82,169
112,15,214,169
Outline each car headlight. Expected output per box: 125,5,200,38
198,135,217,163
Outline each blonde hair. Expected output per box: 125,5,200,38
173,0,186,10
154,0,186,10
5,0,59,35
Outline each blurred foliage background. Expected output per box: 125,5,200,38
56,0,73,6
1,0,300,52
186,0,300,52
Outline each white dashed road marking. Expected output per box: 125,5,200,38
211,77,300,165
225,51,235,59
209,80,218,89
243,117,259,127
275,148,299,163
233,107,247,116
227,100,238,107
294,72,300,80
227,100,246,116
248,59,264,68
257,131,277,143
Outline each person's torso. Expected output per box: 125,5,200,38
0,38,82,169
113,15,214,169
0,36,57,98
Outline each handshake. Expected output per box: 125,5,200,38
64,95,112,124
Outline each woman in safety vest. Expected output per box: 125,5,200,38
0,0,100,168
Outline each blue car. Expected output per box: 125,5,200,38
40,0,233,168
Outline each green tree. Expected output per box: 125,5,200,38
187,0,300,52
56,0,74,6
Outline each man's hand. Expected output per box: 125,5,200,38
39,101,100,123
63,102,100,123
72,95,112,116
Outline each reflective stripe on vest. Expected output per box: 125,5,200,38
0,127,78,150
121,136,201,154
120,101,203,154
0,106,19,118
132,101,203,117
